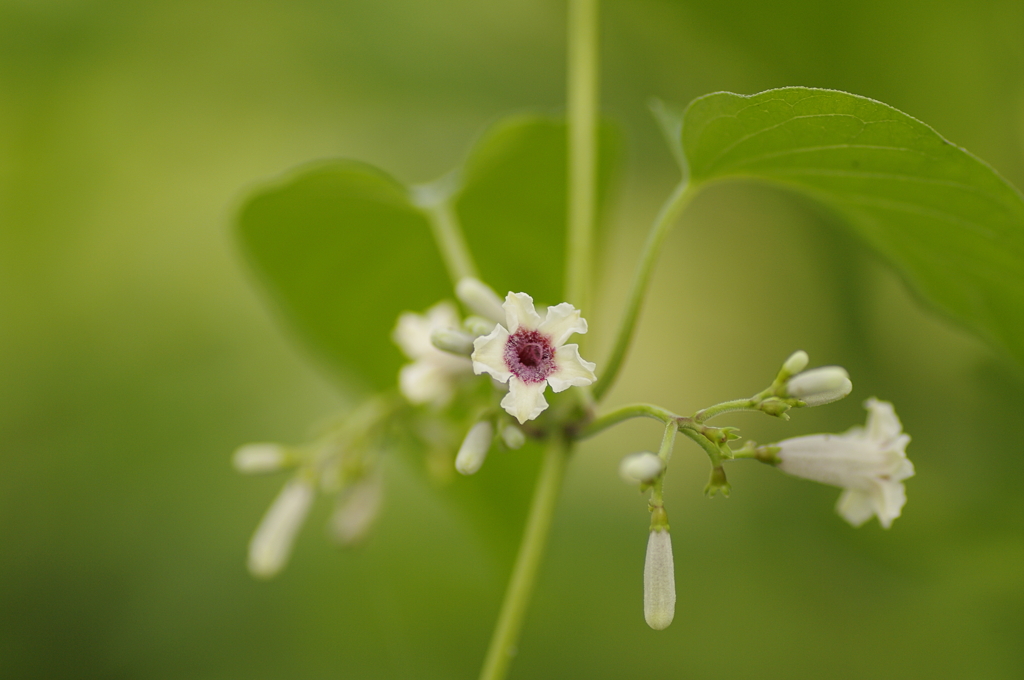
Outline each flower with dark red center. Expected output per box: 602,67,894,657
472,292,596,423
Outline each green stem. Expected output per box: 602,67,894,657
573,402,685,440
565,0,599,317
424,199,478,284
477,437,571,680
649,420,677,506
592,180,696,402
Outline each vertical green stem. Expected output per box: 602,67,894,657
477,437,571,680
424,200,479,284
592,180,696,402
565,0,599,316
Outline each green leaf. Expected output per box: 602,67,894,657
236,116,621,390
679,87,1024,366
236,161,450,391
456,115,620,306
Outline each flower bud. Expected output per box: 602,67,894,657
456,277,505,323
248,477,315,579
330,478,382,546
463,315,496,336
430,326,475,356
618,452,665,484
455,421,494,475
644,528,676,630
500,422,526,450
233,443,289,474
786,366,852,406
781,350,809,376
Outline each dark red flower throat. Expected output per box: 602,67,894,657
504,329,556,384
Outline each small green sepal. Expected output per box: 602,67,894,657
704,465,732,498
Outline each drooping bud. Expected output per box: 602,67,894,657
233,443,289,474
456,277,506,323
329,478,382,546
786,366,852,406
248,477,315,579
644,527,676,630
619,452,665,484
430,326,475,356
455,421,494,475
499,422,526,450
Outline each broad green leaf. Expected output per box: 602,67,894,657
680,87,1024,366
456,115,620,306
236,161,450,390
236,116,620,390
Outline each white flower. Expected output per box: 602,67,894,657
393,301,473,406
248,477,315,578
471,292,597,424
775,398,914,528
644,529,676,630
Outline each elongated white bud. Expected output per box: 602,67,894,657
619,452,665,484
248,478,315,578
456,277,506,323
644,529,676,630
786,366,852,406
430,327,475,356
233,443,288,474
330,478,382,546
781,350,809,376
455,421,494,475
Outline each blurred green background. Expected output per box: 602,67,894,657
2,0,1022,678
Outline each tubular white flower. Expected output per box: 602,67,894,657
233,443,288,474
393,301,473,406
775,398,914,528
786,366,853,406
619,452,665,484
644,529,676,630
471,292,597,424
455,421,494,475
456,277,506,323
247,477,315,578
330,478,382,546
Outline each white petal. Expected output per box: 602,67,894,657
644,530,676,630
546,344,597,393
471,325,512,382
456,277,506,323
835,487,876,527
248,478,315,578
864,398,903,444
538,302,588,346
455,421,494,475
874,479,908,529
503,292,542,332
399,361,454,406
500,378,549,423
